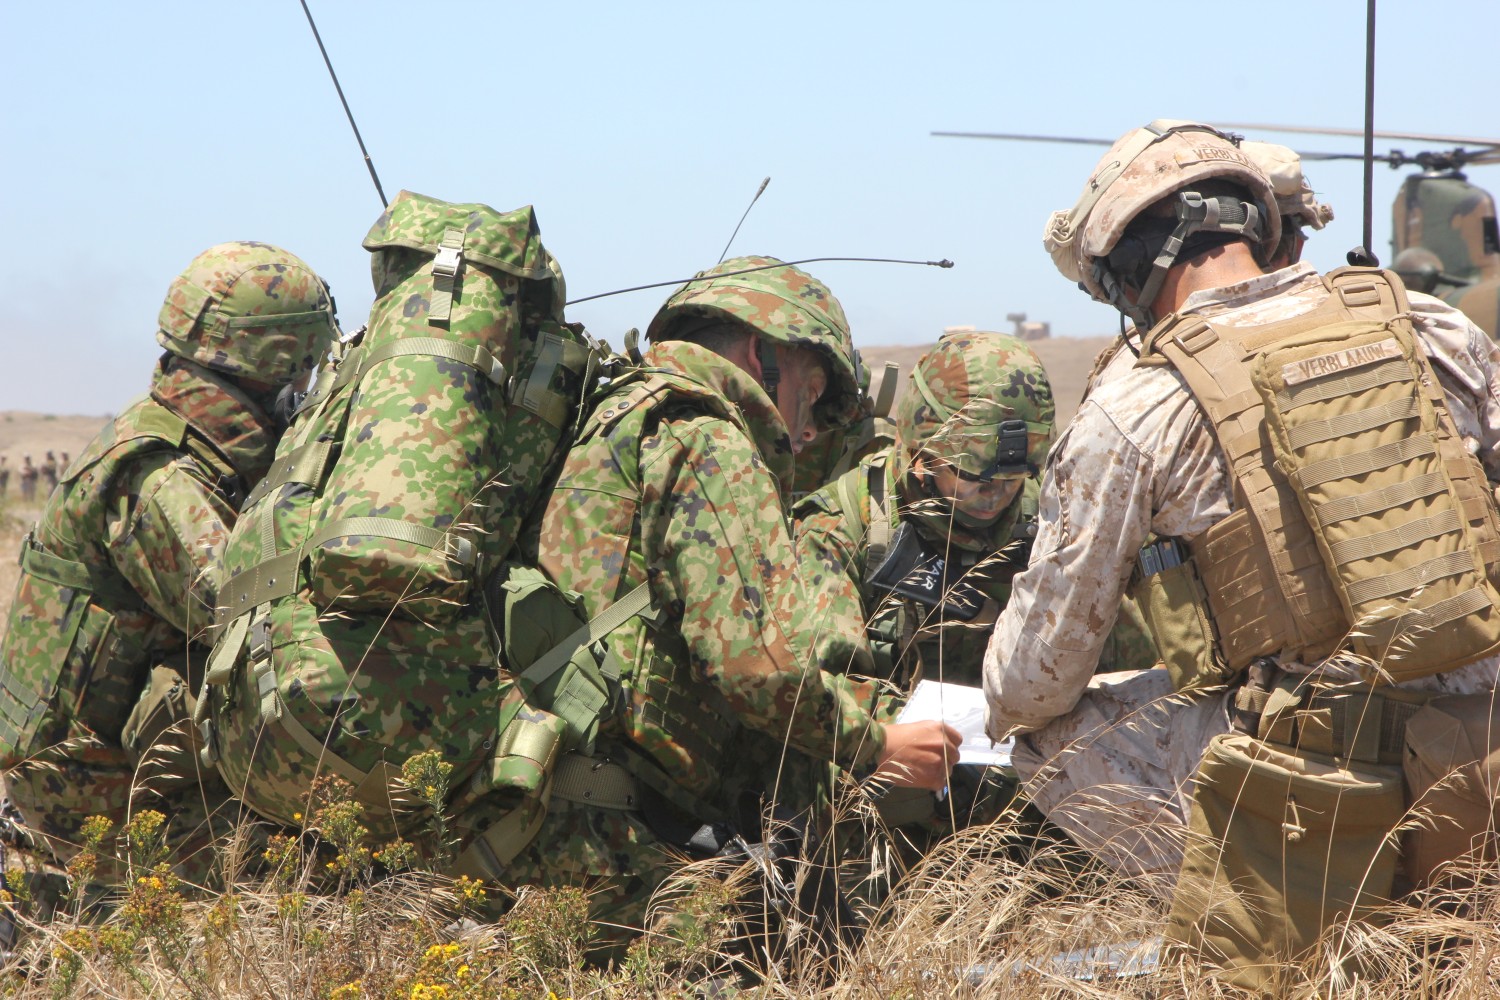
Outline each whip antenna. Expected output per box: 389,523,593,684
717,177,771,264
568,257,954,306
1349,0,1379,266
299,0,388,209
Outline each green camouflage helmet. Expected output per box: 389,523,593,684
895,330,1055,479
645,255,864,430
156,242,339,384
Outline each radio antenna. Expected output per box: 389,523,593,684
1349,0,1379,266
568,256,954,306
717,177,771,264
299,0,388,209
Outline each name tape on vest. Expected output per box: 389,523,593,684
1281,338,1403,387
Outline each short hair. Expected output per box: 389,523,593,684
654,312,758,357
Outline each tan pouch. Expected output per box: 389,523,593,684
1167,732,1404,991
1402,692,1500,888
122,664,205,792
1130,540,1230,692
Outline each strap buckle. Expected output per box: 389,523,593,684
1172,321,1218,356
248,616,272,662
432,244,463,279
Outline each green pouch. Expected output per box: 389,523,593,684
1166,732,1404,991
0,541,127,763
1130,539,1231,692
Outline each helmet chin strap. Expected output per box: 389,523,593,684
758,338,781,405
1095,263,1157,331
1096,190,1267,331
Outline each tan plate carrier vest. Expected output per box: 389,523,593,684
1143,268,1500,685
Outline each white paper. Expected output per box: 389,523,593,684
895,679,1012,767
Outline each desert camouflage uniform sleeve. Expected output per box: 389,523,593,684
642,414,885,769
982,400,1158,737
1407,291,1500,483
105,452,234,642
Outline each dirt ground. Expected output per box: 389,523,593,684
0,333,1115,633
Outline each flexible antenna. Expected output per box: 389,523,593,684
717,177,771,264
567,256,955,306
299,0,388,209
1349,0,1379,266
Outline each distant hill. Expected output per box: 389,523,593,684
0,411,112,469
0,335,1118,471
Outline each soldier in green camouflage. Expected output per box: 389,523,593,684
795,330,1157,692
784,331,1146,871
789,357,900,503
486,256,960,956
0,242,337,885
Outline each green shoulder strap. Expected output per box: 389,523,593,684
864,458,894,584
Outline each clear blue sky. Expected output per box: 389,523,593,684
2,0,1496,414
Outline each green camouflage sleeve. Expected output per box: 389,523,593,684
641,414,885,769
105,453,234,643
792,493,874,670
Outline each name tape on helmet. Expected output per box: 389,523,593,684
1174,147,1254,169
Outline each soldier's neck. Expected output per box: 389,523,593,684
1149,241,1266,316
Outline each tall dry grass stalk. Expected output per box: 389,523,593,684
5,749,1500,998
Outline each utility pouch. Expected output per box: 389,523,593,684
448,566,649,872
1167,732,1404,991
1401,692,1500,888
121,664,203,791
867,522,985,621
1129,538,1231,692
0,537,131,764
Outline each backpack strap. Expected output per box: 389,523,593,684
864,458,894,584
872,361,901,419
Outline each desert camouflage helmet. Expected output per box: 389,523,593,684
157,242,339,384
1242,141,1334,230
895,330,1054,480
1044,120,1280,308
646,255,864,430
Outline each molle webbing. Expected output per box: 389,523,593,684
223,328,593,620
1150,268,1500,683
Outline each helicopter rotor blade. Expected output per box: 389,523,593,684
931,129,1500,170
1217,122,1500,151
930,131,1114,147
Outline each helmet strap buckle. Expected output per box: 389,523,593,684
757,338,781,403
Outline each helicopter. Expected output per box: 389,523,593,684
933,124,1500,338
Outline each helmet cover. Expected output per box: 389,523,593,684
157,241,338,384
1043,120,1281,302
895,330,1054,480
1242,141,1334,230
647,255,864,429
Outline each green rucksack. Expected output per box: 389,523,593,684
197,192,634,842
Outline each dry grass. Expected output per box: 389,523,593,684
4,763,1500,999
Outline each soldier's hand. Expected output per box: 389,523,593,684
873,720,962,791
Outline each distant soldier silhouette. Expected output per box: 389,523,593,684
17,455,37,502
39,451,58,494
